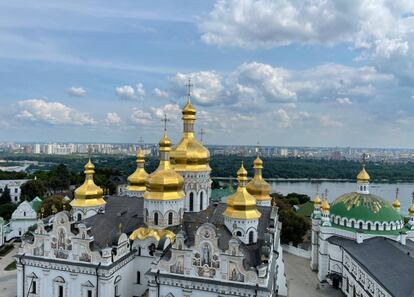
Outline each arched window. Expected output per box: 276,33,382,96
168,212,173,225
236,231,242,236
343,219,348,227
200,192,204,210
154,213,158,226
189,193,194,211
77,213,82,221
249,230,254,244
136,271,141,284
359,222,363,229
375,223,379,230
364,186,366,191
367,222,371,230
351,221,355,228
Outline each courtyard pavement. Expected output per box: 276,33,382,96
0,243,18,297
283,251,344,297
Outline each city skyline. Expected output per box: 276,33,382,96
1,1,414,147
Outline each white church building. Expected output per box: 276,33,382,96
310,163,414,297
16,94,287,297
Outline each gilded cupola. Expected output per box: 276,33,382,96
357,165,370,182
392,188,401,209
144,132,185,201
409,193,414,216
321,198,330,212
313,193,322,206
127,148,149,192
170,96,211,172
223,163,261,220
71,159,106,207
246,156,272,203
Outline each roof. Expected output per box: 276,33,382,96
329,236,414,297
330,192,402,223
211,188,233,202
168,203,273,268
296,201,314,218
82,196,144,249
30,197,43,213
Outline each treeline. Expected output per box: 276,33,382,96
3,154,414,181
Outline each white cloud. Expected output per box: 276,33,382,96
171,71,224,105
153,88,169,99
105,112,121,125
67,86,86,97
151,103,181,120
291,63,393,100
17,99,95,125
116,83,146,100
272,109,292,128
130,108,152,125
336,97,353,105
229,62,296,103
320,115,343,128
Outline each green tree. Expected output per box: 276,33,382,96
39,195,72,217
0,185,11,204
20,180,47,201
271,196,310,246
0,203,17,221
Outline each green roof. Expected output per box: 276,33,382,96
296,201,314,218
30,197,43,213
211,188,234,203
330,192,402,223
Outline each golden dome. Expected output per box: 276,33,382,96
313,194,322,205
144,132,185,201
392,198,401,209
171,98,211,172
357,165,370,182
129,227,176,242
223,163,261,220
127,149,149,192
321,199,330,212
71,159,106,208
246,156,271,202
409,201,414,215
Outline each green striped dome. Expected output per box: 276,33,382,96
330,192,402,223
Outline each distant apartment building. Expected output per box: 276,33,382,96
0,179,29,203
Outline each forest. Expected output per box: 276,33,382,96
2,153,414,181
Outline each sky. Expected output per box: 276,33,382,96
1,0,414,147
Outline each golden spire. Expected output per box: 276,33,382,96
71,159,106,208
127,148,149,192
392,188,401,209
223,162,261,220
144,132,185,201
246,156,271,202
170,79,211,172
357,154,370,182
313,184,322,205
321,189,330,212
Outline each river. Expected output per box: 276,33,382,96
269,181,414,215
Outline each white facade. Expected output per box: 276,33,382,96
0,179,29,203
180,171,211,212
144,198,185,228
4,200,37,241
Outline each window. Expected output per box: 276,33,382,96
87,290,92,297
168,213,173,225
236,231,242,236
23,211,26,217
114,284,119,297
189,193,194,211
200,192,204,210
138,247,141,256
249,231,254,244
367,223,371,230
359,222,363,229
31,281,37,294
154,213,158,225
137,271,141,284
58,285,64,297
15,188,18,193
